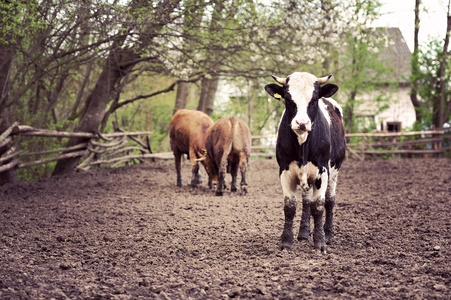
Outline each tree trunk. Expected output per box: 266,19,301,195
198,71,220,117
173,81,189,114
52,0,181,175
197,77,210,112
0,0,19,185
344,90,357,133
196,0,224,116
410,0,422,122
204,72,220,117
52,40,136,176
437,12,451,129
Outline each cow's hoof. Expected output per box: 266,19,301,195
215,190,223,196
280,233,293,250
325,232,334,243
297,232,309,242
230,186,237,192
314,241,327,254
240,186,248,195
279,241,293,251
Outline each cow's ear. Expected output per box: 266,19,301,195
265,84,284,100
319,84,338,98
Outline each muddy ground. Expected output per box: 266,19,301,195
0,158,450,299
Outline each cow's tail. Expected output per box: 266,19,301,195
224,117,236,173
226,117,236,152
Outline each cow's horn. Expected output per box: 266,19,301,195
196,157,206,162
271,75,286,85
317,74,332,84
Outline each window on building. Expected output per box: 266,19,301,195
387,121,401,132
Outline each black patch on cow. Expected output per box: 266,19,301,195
315,178,322,190
319,83,339,98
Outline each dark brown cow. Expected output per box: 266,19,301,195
201,116,252,196
169,109,214,187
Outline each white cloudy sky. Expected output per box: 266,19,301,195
372,0,449,51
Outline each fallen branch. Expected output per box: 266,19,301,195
0,158,19,173
19,143,88,157
0,121,19,144
17,150,87,169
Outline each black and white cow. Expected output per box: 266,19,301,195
265,72,346,252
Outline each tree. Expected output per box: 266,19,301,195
410,0,422,122
437,1,451,129
325,0,391,133
0,0,23,185
53,0,182,175
1,0,396,182
416,40,451,128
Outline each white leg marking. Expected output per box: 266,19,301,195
312,167,328,209
280,162,299,199
327,166,339,199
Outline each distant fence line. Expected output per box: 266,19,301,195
0,123,450,176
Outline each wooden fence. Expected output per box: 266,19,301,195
0,124,450,178
0,122,162,175
345,130,451,160
249,130,451,160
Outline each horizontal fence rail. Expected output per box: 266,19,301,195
0,122,154,175
0,123,449,178
249,130,451,160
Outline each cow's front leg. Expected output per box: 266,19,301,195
190,163,202,187
324,170,338,242
298,189,312,241
311,172,328,252
279,169,298,250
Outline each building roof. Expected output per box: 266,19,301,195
378,27,412,84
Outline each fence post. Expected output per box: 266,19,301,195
433,132,443,158
0,122,19,185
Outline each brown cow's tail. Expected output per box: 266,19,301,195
227,117,236,150
224,117,236,174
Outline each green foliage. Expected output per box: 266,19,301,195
335,27,397,133
104,74,177,153
0,0,45,45
2,0,408,181
215,77,284,137
413,40,451,127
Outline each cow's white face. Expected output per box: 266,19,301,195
265,71,338,144
286,72,317,134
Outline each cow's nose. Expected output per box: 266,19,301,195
296,120,309,131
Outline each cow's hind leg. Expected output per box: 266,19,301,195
279,168,298,250
230,159,239,192
215,153,228,196
239,152,249,195
174,150,183,187
189,149,202,187
324,170,338,242
297,189,312,241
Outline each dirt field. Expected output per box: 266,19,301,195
0,158,450,299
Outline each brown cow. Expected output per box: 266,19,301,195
201,116,252,196
169,109,214,187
